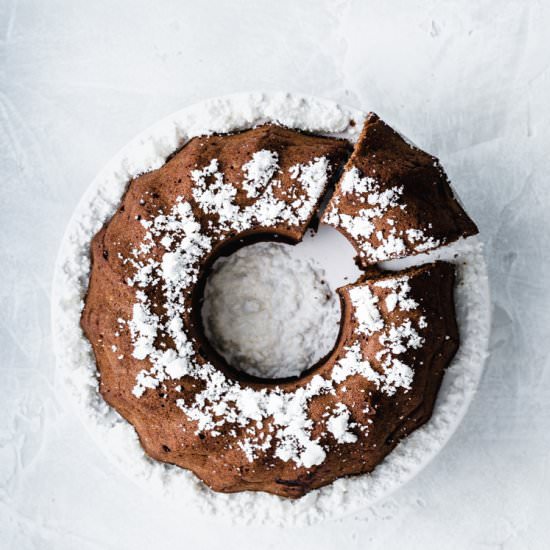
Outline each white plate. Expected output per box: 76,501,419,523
51,92,490,526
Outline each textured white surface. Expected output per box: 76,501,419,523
1,0,549,548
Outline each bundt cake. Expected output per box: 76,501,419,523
81,115,478,498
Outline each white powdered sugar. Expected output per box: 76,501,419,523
289,156,332,220
344,282,424,396
191,153,330,234
348,285,384,334
52,92,490,526
324,166,442,262
406,228,441,252
123,150,427,467
374,276,418,312
242,149,279,198
127,199,213,398
202,242,340,379
340,167,402,211
125,229,421,467
326,403,358,444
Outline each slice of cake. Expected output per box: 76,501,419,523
322,113,478,266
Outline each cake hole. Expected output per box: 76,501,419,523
201,226,360,380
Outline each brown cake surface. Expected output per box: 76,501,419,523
81,120,473,498
322,113,478,267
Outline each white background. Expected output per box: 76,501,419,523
1,1,549,548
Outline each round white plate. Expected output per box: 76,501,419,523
51,92,490,526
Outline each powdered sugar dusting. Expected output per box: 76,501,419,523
191,153,331,235
374,276,418,312
348,285,384,334
202,242,340,379
242,149,279,198
324,166,442,263
119,149,356,467
326,403,358,444
122,162,432,467
126,250,425,467
339,280,424,397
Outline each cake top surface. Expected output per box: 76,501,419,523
98,122,445,471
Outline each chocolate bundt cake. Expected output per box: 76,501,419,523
81,116,478,498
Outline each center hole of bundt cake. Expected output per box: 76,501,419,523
201,226,361,380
